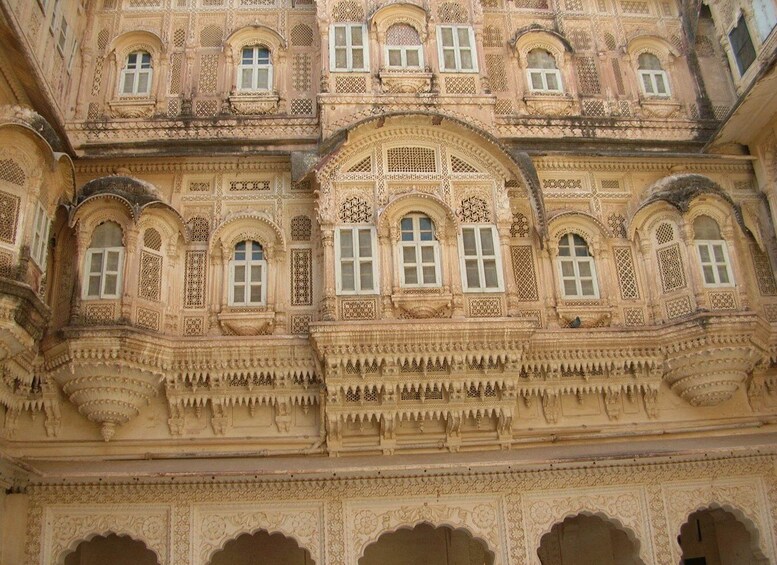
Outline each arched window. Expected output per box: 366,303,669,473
637,52,670,96
399,214,441,287
526,48,562,93
385,24,424,69
120,51,152,96
83,222,124,299
693,216,733,287
557,233,598,298
229,240,267,305
238,46,272,91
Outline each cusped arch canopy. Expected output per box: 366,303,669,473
0,104,67,153
78,175,163,206
539,513,645,565
629,173,750,237
314,112,547,236
511,24,574,53
359,522,495,565
62,533,160,565
210,211,286,256
208,529,314,565
377,191,458,237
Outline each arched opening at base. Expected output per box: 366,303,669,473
63,533,159,565
537,514,643,565
679,508,768,565
208,530,314,565
359,523,495,565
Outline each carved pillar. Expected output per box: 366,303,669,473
276,50,288,108
271,247,287,334
725,224,751,310
121,225,140,322
542,243,560,328
638,235,661,323
208,248,225,335
593,241,614,320
155,54,170,114
498,224,519,316
321,227,336,321
70,226,90,323
75,47,94,119
680,221,705,309
445,230,465,318
379,230,394,318
165,245,180,333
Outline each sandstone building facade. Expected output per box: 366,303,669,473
0,0,776,563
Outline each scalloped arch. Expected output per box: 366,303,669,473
627,35,679,65
139,202,189,244
206,528,313,564
109,30,165,62
225,25,287,59
71,194,136,235
57,531,162,565
358,521,495,562
377,192,459,238
548,210,609,244
0,122,62,174
675,503,770,562
538,512,645,565
210,212,286,255
512,26,573,66
370,2,429,40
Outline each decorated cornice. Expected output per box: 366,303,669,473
73,158,291,175
532,157,754,174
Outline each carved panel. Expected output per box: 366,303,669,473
666,295,693,319
43,505,171,565
136,307,161,332
468,297,503,317
657,244,686,293
614,247,640,300
345,495,504,564
291,248,313,306
183,316,205,336
511,246,539,301
139,250,163,301
341,298,377,320
184,251,207,309
193,502,324,565
82,303,116,325
0,190,21,243
708,291,737,310
751,244,777,296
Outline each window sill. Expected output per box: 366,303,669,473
228,92,280,115
108,97,156,119
217,309,275,336
378,70,433,94
522,94,576,117
555,301,612,328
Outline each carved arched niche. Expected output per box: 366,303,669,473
512,27,577,115
547,211,616,328
106,30,166,118
210,212,286,336
626,35,682,117
370,3,432,92
377,192,458,319
224,26,287,115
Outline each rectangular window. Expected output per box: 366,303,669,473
696,242,734,287
57,17,69,54
83,248,124,299
330,24,369,71
386,46,423,69
639,70,669,96
49,0,60,35
30,203,50,271
437,26,478,72
459,225,502,291
729,16,757,75
336,227,378,294
527,68,562,93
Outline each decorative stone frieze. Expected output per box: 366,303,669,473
228,93,280,115
108,97,157,119
378,71,434,94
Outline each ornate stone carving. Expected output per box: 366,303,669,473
108,98,156,119
379,71,434,94
228,93,280,115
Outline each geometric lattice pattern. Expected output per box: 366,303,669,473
458,196,491,223
620,0,650,12
511,246,539,301
614,247,639,300
341,298,377,320
0,250,13,278
542,178,583,190
200,24,223,48
188,217,210,242
655,222,675,245
0,191,20,243
450,155,478,173
510,213,530,238
291,216,312,241
437,2,469,22
347,156,371,173
229,180,271,192
0,159,25,185
623,307,645,326
290,99,314,115
469,297,503,317
291,248,313,306
335,76,367,93
445,76,477,94
751,244,777,296
485,55,507,92
290,24,314,46
184,250,207,309
666,295,693,319
183,316,204,336
293,54,312,91
657,244,686,293
607,213,627,238
198,54,219,94
386,147,436,173
339,196,371,223
136,307,161,332
332,0,364,21
483,25,503,47
576,57,601,95
83,303,115,325
291,314,312,335
143,228,162,251
138,250,162,301
709,291,737,310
